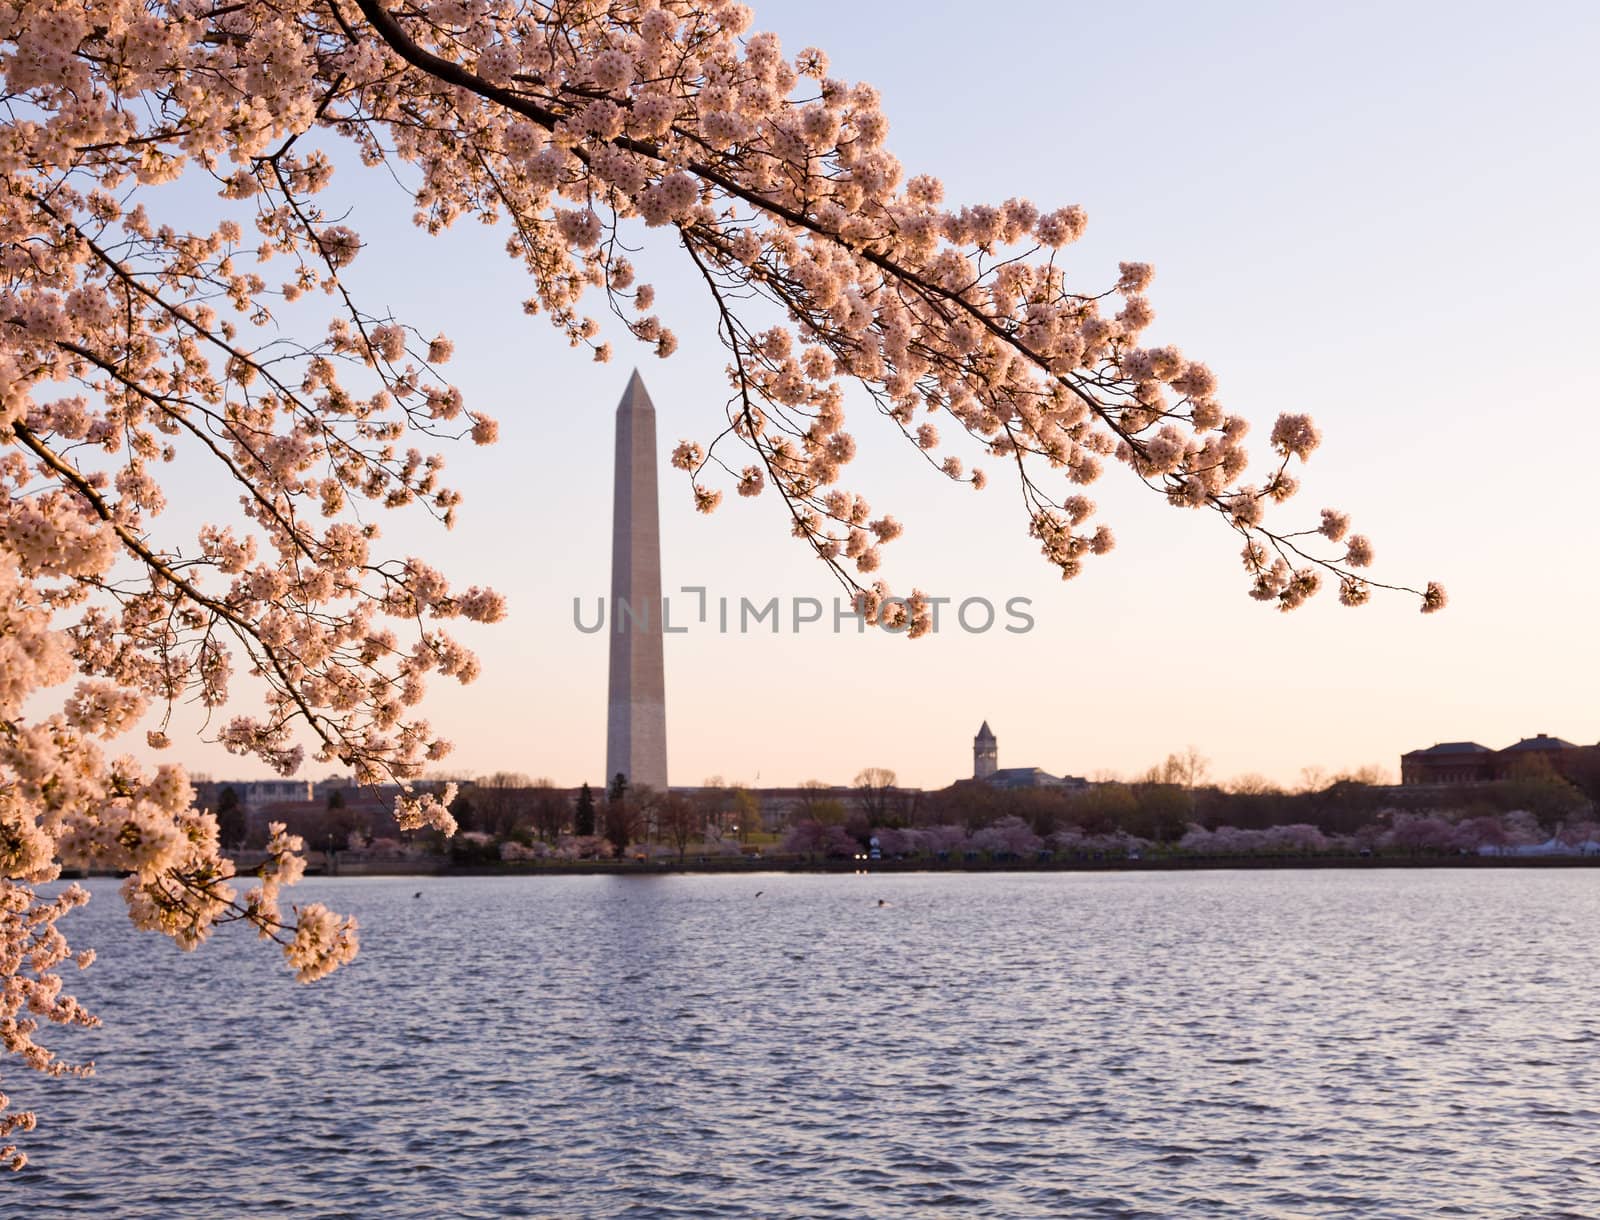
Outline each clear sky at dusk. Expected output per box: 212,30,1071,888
150,0,1599,791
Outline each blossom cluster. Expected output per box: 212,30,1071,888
0,0,518,1158
296,0,1439,614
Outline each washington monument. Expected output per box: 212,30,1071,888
605,371,668,793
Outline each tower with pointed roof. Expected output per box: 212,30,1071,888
974,721,997,780
605,371,668,794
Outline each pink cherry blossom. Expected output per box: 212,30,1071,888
0,0,1443,1163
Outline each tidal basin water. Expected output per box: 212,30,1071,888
12,870,1600,1217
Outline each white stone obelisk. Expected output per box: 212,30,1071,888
605,371,669,793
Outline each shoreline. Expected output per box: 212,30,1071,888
70,854,1600,881
339,853,1600,878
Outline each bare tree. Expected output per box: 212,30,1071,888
794,780,836,820
657,794,703,861
529,779,569,843
1176,746,1211,790
1143,747,1210,789
698,778,755,841
1332,764,1391,786
605,783,659,856
1225,773,1283,796
854,768,899,824
693,777,726,837
473,772,535,837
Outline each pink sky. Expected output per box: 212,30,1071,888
143,0,1600,791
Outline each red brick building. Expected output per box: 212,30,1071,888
1400,734,1590,785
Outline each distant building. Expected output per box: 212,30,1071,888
1401,734,1591,785
986,767,1087,791
1398,742,1495,785
195,777,438,847
743,785,859,831
971,721,1087,790
973,721,997,780
227,779,315,804
1498,734,1583,776
590,782,903,833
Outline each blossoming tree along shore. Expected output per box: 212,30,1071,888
0,0,1442,1166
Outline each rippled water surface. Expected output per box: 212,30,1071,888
10,870,1600,1217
